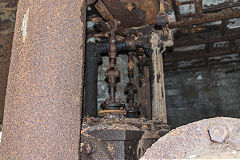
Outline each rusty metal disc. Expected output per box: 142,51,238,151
101,0,159,28
141,117,240,159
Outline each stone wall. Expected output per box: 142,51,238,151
165,61,240,129
0,0,17,123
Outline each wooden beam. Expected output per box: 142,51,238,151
164,48,240,62
165,59,240,71
169,10,240,28
175,0,195,6
174,28,240,47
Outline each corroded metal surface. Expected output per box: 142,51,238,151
95,0,115,28
125,52,139,118
0,0,86,159
80,117,170,160
136,49,152,120
141,117,240,159
101,0,159,28
100,20,126,117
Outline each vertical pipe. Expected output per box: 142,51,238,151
0,0,86,159
83,49,101,117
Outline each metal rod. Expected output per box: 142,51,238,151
0,0,86,159
86,36,150,55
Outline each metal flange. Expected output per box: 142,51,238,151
141,117,240,159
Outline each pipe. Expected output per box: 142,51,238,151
83,47,102,117
0,0,86,159
86,36,150,55
83,36,150,117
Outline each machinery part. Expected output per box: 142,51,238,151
0,0,86,159
81,135,114,160
100,20,126,116
81,117,170,160
83,47,102,117
86,35,151,56
125,52,140,118
85,36,149,118
155,0,169,28
141,117,240,159
136,49,152,120
100,0,159,28
208,124,229,143
95,0,115,28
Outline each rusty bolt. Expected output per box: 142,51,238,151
124,2,136,11
83,142,94,155
208,125,229,143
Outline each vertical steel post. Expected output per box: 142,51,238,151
0,0,86,159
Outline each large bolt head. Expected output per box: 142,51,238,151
208,125,229,143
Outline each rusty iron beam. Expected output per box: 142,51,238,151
95,0,115,27
169,10,240,28
0,0,86,159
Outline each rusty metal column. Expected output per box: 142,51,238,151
0,0,86,159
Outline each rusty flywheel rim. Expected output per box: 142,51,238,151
141,117,240,159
